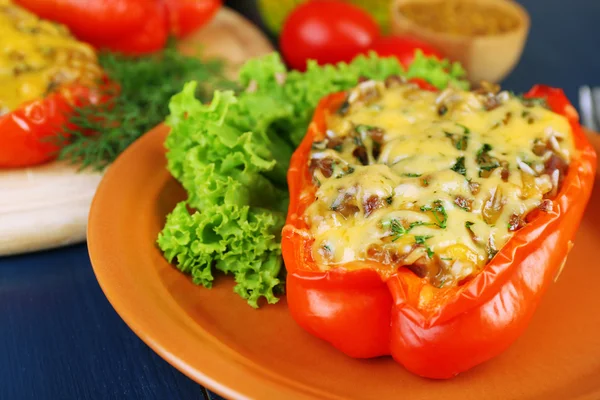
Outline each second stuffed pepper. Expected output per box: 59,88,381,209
0,0,104,167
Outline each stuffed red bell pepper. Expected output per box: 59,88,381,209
0,0,105,168
282,78,597,379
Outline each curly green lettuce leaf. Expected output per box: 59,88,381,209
236,51,467,145
165,82,289,212
405,51,468,90
159,51,469,307
158,202,284,308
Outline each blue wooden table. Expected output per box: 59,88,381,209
1,1,599,399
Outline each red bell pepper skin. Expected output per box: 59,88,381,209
164,0,223,38
15,0,167,55
14,0,150,43
0,85,105,168
98,2,169,56
282,85,597,378
16,0,222,55
15,0,222,55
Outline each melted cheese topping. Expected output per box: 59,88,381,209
305,81,574,287
0,0,101,114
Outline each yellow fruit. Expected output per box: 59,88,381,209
257,0,392,35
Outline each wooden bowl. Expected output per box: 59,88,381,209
391,0,530,83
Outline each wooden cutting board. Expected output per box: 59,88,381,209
0,7,274,256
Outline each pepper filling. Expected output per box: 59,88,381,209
0,0,102,115
304,79,574,287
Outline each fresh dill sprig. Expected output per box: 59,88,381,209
57,42,237,170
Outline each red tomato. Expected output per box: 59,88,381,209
367,36,444,67
165,0,222,38
280,0,380,71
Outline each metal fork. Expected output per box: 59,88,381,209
579,86,600,132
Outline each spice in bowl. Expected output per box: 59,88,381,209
391,0,530,82
398,0,520,36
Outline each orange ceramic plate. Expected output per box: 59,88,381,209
89,124,600,400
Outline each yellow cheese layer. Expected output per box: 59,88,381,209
305,81,574,287
0,0,100,114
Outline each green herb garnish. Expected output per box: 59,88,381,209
455,135,468,150
476,143,500,175
414,235,433,244
456,123,471,134
58,43,234,170
444,131,468,150
444,123,470,150
389,219,406,241
513,93,548,108
477,143,493,158
420,200,448,228
387,220,428,242
415,235,435,258
451,156,467,177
